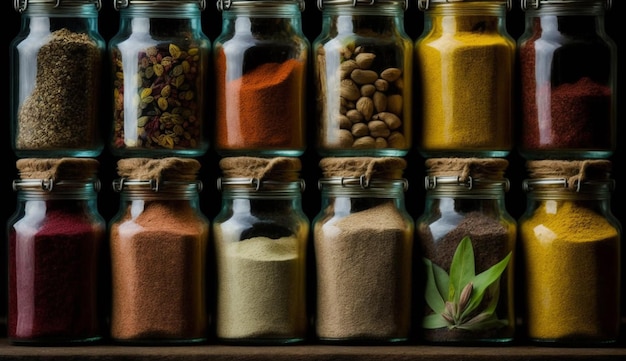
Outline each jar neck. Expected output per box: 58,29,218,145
320,1,406,33
218,178,304,200
219,0,303,16
113,179,202,200
14,179,100,200
523,4,608,35
522,1,608,16
117,2,203,18
523,179,614,201
220,6,303,35
18,2,99,18
424,176,510,199
319,178,408,198
421,2,508,33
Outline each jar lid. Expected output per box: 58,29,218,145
114,0,205,11
320,156,406,179
317,0,408,11
14,0,100,12
424,158,510,190
217,0,304,12
524,159,612,191
117,157,201,181
16,158,100,181
521,0,611,11
220,157,301,180
418,0,510,11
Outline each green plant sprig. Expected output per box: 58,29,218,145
422,236,511,331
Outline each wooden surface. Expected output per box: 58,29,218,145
1,338,626,361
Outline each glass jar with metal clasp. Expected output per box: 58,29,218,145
312,157,414,344
109,0,211,157
212,156,309,345
415,157,517,345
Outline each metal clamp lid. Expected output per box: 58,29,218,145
217,0,304,12
13,178,102,192
424,175,510,192
14,0,101,12
317,0,408,11
521,0,611,11
114,0,206,11
522,178,615,193
318,175,409,191
418,0,511,11
217,177,305,192
113,178,203,192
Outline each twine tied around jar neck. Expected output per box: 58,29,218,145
219,157,302,182
425,158,509,182
16,158,100,181
319,157,406,185
116,157,201,182
526,159,612,191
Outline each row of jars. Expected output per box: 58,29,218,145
6,156,621,346
9,0,617,160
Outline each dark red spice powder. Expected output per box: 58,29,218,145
8,202,105,343
519,27,612,154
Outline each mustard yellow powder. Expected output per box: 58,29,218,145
416,16,515,153
519,200,620,341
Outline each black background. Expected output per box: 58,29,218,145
2,0,624,337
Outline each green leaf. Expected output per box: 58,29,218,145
422,313,450,329
455,313,508,331
423,258,446,314
432,260,450,300
462,252,511,318
448,236,476,303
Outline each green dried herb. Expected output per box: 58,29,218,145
422,236,511,331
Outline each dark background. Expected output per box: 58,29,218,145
2,0,623,337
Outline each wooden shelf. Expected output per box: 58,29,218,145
1,338,626,360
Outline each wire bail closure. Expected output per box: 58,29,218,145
418,0,511,12
317,0,408,11
425,175,511,192
218,0,305,12
521,0,611,11
114,0,206,11
318,175,409,192
113,178,203,193
13,178,102,192
217,177,305,192
14,0,102,13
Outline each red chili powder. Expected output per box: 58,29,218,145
215,51,305,151
8,204,104,342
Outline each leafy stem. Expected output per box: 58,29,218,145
422,236,511,331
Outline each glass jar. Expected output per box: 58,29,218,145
518,160,621,345
7,158,106,345
10,0,105,158
108,158,209,345
109,0,210,158
213,0,309,157
313,0,413,157
517,0,616,160
313,157,414,344
415,158,516,344
212,157,309,345
415,0,515,158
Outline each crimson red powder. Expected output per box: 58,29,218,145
8,202,105,344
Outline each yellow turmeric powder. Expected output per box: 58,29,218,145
415,3,515,157
519,200,620,342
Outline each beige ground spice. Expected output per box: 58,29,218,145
314,201,413,340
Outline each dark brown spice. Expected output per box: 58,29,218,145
16,28,102,150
